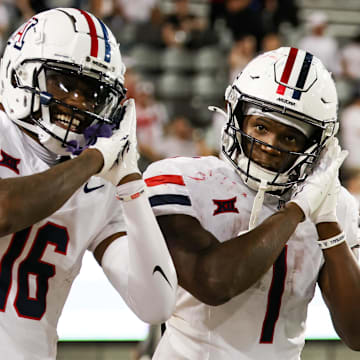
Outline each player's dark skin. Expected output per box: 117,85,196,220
0,84,140,264
156,114,360,350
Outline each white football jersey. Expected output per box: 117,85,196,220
0,112,126,360
144,156,359,360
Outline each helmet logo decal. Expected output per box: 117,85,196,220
13,17,38,50
78,9,111,63
276,47,313,100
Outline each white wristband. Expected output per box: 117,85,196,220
318,232,346,250
116,180,145,202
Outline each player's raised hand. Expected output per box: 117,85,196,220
312,176,341,224
90,99,140,186
290,138,348,222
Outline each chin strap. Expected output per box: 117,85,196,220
249,179,268,230
12,118,39,135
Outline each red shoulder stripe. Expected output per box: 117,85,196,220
145,175,185,187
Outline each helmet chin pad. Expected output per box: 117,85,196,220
38,123,85,156
37,116,116,156
237,156,294,192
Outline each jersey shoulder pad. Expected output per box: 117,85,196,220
144,157,205,217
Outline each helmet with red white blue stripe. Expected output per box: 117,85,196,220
221,47,338,192
0,8,126,155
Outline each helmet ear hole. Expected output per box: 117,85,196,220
309,128,322,146
11,70,18,88
234,102,245,128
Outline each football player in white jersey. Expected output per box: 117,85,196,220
0,8,177,360
143,47,360,359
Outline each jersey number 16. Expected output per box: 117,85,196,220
0,222,68,320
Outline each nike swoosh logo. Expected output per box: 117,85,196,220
153,265,172,288
84,183,105,193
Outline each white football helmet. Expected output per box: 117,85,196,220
222,47,338,193
0,8,126,155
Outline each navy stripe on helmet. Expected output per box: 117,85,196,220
292,52,313,100
97,18,111,63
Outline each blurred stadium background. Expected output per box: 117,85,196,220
2,0,360,359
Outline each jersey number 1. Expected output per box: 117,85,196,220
0,222,68,320
260,246,287,343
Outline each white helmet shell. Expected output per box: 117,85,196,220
0,8,126,155
222,47,338,192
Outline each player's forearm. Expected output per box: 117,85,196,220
200,202,303,304
318,223,360,350
0,149,103,236
118,181,177,323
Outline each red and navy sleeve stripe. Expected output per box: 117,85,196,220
145,175,185,187
149,194,191,207
145,175,191,207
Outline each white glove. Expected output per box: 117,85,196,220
290,138,348,221
312,176,341,224
90,99,140,185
